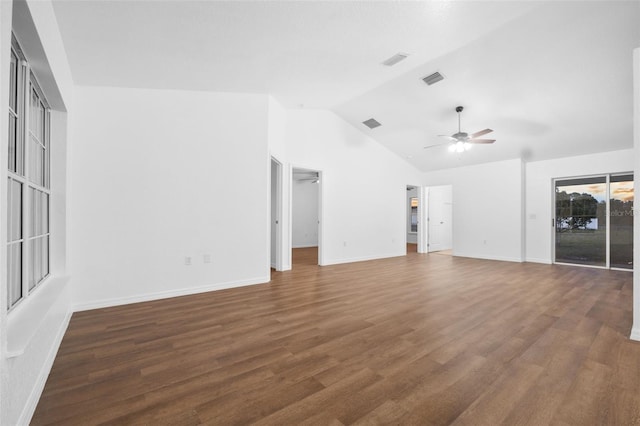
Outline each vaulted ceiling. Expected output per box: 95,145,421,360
52,1,640,171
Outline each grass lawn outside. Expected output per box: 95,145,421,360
555,228,633,269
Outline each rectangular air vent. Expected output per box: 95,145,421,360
382,53,409,67
362,118,381,129
422,71,444,85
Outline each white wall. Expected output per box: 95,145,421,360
423,159,524,262
406,187,417,244
0,1,74,424
285,109,422,265
292,179,319,248
525,149,634,264
267,98,290,270
70,86,271,310
268,97,287,161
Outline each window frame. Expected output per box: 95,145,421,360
6,35,52,312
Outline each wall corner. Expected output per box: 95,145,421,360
632,48,640,341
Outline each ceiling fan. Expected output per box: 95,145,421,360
425,106,495,152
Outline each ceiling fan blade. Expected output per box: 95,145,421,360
471,128,493,138
424,142,450,149
468,139,496,144
437,135,457,142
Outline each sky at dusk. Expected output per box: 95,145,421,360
611,181,634,202
557,180,634,203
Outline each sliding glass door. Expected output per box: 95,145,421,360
554,174,633,270
610,174,633,269
555,177,607,266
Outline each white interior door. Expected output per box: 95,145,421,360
428,185,453,252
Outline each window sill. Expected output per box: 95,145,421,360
6,275,70,359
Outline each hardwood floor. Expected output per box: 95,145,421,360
32,249,639,425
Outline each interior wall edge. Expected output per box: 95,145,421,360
631,47,640,341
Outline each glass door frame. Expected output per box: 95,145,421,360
552,172,633,272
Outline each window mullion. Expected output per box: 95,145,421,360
21,63,31,301
18,59,26,176
46,110,50,188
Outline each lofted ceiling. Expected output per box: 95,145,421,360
51,1,640,172
335,1,640,171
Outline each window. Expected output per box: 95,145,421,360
6,36,51,310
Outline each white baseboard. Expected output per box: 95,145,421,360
322,252,404,266
631,327,640,342
292,244,319,249
453,252,524,263
73,276,270,312
18,310,72,426
525,257,553,264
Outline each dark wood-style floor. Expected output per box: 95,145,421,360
32,247,639,425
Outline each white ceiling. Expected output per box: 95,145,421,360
52,1,640,172
335,1,640,171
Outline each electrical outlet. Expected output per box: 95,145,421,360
203,254,211,264
343,241,347,247
185,256,192,266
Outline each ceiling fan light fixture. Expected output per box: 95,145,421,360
449,141,471,153
433,106,495,154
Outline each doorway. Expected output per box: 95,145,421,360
406,186,419,253
270,158,283,271
427,185,453,254
291,167,322,266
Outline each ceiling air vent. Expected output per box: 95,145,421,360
382,53,409,67
362,118,382,129
422,72,444,85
